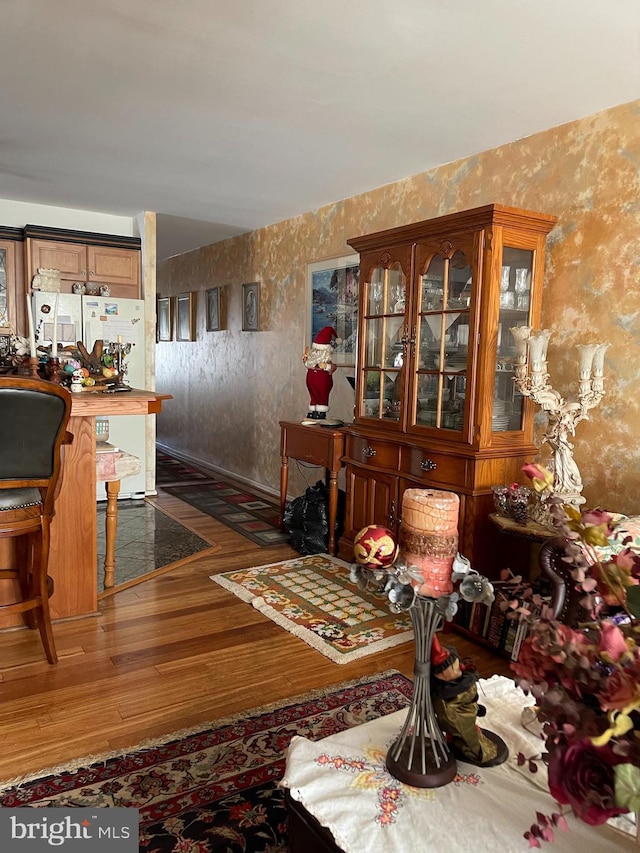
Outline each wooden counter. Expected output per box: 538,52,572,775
0,388,172,625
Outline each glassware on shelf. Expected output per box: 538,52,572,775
500,290,515,309
500,266,511,291
514,268,531,310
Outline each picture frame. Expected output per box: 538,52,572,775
206,286,222,331
176,291,196,341
307,254,360,367
242,282,260,331
157,295,173,341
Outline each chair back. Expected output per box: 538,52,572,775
0,377,72,515
539,535,591,626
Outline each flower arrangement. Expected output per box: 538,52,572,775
507,465,640,846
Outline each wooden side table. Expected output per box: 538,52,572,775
279,421,346,556
489,512,553,580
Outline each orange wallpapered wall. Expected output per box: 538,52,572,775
157,99,640,514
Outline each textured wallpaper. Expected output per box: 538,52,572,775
156,99,640,515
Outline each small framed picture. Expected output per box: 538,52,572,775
157,296,172,341
206,287,222,331
242,282,260,331
176,292,196,341
307,254,360,366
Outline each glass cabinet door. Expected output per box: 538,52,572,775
411,245,472,433
0,241,17,333
0,245,9,328
494,246,534,432
360,259,408,423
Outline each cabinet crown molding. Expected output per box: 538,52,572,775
24,224,141,250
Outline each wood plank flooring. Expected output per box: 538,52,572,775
0,483,514,784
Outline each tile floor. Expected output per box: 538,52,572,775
96,499,210,590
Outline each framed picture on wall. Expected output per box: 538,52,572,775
157,295,172,341
242,282,260,331
176,292,196,341
206,286,222,331
307,254,359,367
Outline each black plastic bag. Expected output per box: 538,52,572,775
283,480,334,555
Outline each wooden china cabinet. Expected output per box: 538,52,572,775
337,204,557,577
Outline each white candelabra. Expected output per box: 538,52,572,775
510,326,609,508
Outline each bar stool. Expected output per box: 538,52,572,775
0,377,72,664
96,446,142,589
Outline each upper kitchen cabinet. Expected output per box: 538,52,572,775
339,204,558,574
24,226,141,298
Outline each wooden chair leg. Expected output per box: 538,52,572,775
16,535,36,629
30,525,57,665
104,479,121,590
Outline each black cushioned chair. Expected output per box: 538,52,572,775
539,535,593,627
0,377,72,663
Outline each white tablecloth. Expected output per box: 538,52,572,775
281,675,636,853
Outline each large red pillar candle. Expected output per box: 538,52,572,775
398,489,459,597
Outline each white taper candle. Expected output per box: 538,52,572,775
26,292,36,358
52,293,59,358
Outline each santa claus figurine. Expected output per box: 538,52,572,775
303,326,341,420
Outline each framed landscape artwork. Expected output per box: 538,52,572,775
307,254,359,366
206,287,222,331
157,296,172,341
242,282,260,331
176,292,196,341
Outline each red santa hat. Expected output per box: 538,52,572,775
314,326,341,345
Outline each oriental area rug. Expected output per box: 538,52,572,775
156,450,219,486
211,553,413,663
0,671,413,853
164,482,289,547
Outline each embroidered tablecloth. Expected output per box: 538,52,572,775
281,675,636,853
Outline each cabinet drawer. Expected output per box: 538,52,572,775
400,446,467,488
346,435,400,469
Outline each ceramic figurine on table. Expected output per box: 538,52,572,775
70,369,84,393
302,325,341,422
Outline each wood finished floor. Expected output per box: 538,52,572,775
0,482,514,784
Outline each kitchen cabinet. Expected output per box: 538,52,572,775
25,226,141,298
338,204,557,577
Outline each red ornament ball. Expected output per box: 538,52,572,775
353,525,399,568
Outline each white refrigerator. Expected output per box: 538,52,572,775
33,292,147,499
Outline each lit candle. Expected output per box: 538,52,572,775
510,325,532,364
577,344,598,380
51,293,59,358
26,292,36,358
592,342,610,377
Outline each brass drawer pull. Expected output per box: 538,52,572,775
362,446,377,458
420,458,437,471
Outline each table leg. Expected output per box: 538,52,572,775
104,479,120,589
328,470,338,556
280,454,289,529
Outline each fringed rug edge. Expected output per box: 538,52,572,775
0,668,407,794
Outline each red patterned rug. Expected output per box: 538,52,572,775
0,671,412,852
156,449,219,486
163,482,289,547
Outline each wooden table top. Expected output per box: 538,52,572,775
69,387,172,416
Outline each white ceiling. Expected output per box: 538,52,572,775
1,0,639,260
